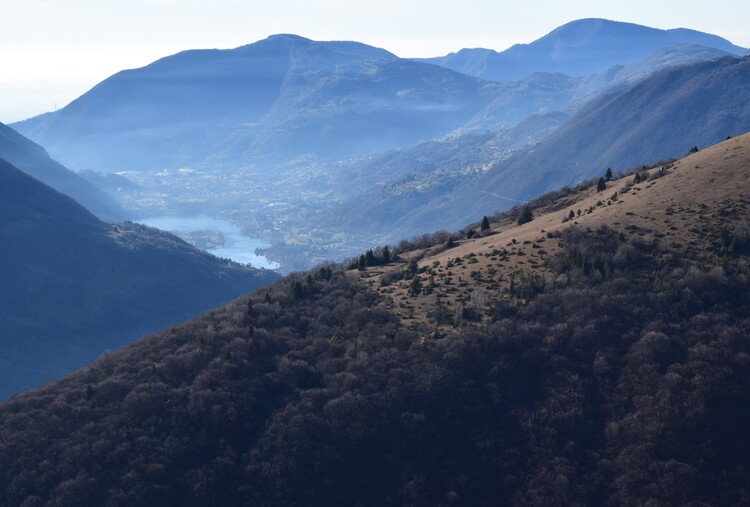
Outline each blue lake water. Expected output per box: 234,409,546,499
138,216,280,270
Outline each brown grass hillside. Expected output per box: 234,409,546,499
364,133,750,327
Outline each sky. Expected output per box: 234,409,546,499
1,0,748,123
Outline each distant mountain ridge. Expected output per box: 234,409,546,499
13,19,744,174
0,158,279,400
13,35,496,172
420,18,746,82
212,53,496,165
454,43,734,133
13,35,313,171
0,122,125,221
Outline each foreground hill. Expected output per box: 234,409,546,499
421,18,746,82
0,159,279,400
0,134,748,505
0,122,124,221
369,134,750,326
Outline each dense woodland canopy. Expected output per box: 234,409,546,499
1,216,748,505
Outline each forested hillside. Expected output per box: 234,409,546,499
0,134,748,506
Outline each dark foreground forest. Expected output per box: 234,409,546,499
1,222,749,506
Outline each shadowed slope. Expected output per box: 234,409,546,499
0,122,125,221
0,158,279,400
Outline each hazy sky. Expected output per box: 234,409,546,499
1,0,748,123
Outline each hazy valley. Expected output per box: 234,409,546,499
1,13,750,506
11,19,749,272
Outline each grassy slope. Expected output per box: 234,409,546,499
367,133,750,326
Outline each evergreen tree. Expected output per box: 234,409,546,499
290,280,304,300
365,249,375,267
382,245,391,264
597,177,606,192
409,276,422,297
517,206,533,225
481,216,490,231
605,168,613,181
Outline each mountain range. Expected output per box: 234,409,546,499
12,35,497,171
12,20,746,176
421,18,746,82
483,55,750,197
0,157,279,400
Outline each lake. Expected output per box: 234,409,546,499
138,215,280,270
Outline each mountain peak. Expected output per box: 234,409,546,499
422,18,746,82
540,18,653,43
242,33,396,60
264,33,312,42
249,33,314,48
534,17,743,54
553,17,635,28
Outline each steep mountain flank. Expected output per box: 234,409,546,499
0,122,124,221
0,158,279,400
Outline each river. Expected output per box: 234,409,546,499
138,215,280,270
